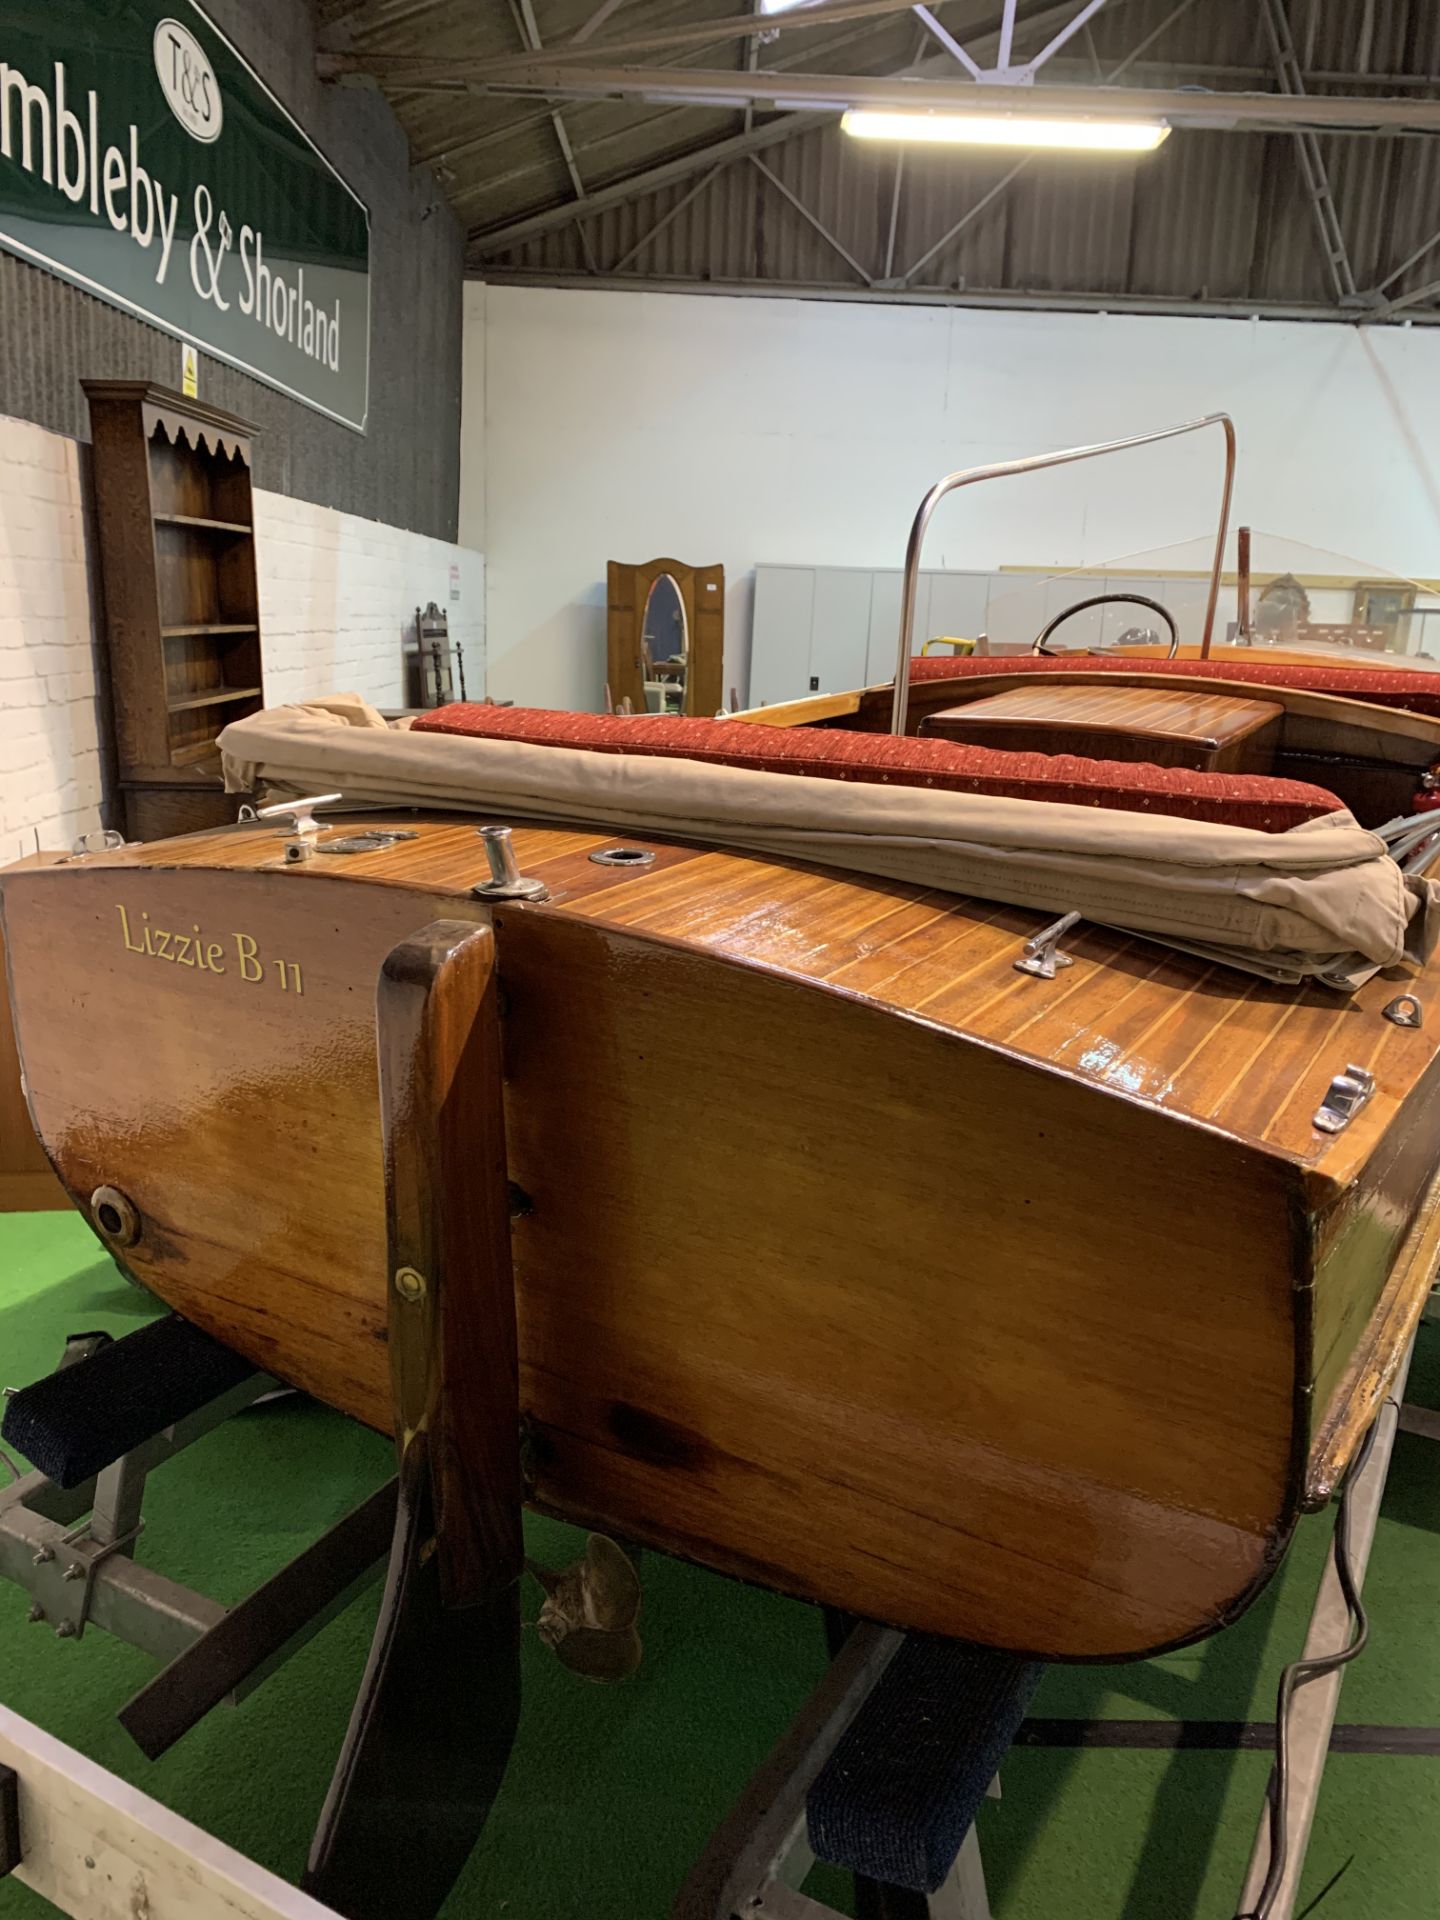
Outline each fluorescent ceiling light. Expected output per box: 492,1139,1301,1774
758,0,828,11
841,109,1171,152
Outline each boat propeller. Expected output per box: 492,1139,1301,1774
526,1533,643,1682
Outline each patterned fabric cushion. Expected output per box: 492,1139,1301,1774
412,704,1344,832
908,652,1440,718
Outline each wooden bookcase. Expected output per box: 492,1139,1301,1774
82,382,263,841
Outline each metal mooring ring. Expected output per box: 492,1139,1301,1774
1383,993,1423,1029
588,848,656,869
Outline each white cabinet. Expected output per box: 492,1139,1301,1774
814,571,873,692
748,564,1220,706
749,569,817,707
927,574,990,649
865,573,917,685
982,574,1049,651
753,565,994,706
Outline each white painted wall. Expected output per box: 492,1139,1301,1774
0,410,484,851
252,494,484,711
0,416,106,855
466,283,1440,712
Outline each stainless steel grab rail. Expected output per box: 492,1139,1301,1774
889,413,1237,735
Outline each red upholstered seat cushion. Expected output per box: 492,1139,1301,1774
412,704,1344,832
908,652,1440,718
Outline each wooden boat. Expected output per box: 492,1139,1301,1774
6,731,1440,1656
731,417,1440,827
5,415,1440,1913
735,417,1440,748
732,657,1440,828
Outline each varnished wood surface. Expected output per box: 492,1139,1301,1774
1306,1038,1440,1460
4,817,1439,1657
0,861,68,1212
736,690,867,728
921,685,1283,774
742,671,1440,763
1308,1158,1440,1504
926,682,1282,746
308,928,523,1918
857,668,1440,761
2,867,478,1427
499,904,1296,1656
72,816,1434,1178
378,921,522,1607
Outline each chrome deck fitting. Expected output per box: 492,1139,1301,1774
473,825,550,902
1313,1063,1376,1134
1014,911,1081,980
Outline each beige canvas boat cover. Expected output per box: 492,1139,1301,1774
219,695,1440,988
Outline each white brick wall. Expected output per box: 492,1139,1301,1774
253,494,485,711
0,411,485,851
0,416,106,856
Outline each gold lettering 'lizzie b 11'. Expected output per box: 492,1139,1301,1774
116,902,302,991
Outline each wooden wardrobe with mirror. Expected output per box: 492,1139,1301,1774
83,381,263,841
606,558,724,717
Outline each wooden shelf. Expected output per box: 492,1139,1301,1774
83,382,262,840
154,513,252,535
166,686,262,715
161,623,259,639
169,739,225,770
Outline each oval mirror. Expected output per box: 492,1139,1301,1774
641,572,688,714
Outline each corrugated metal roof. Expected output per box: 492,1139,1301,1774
326,0,1440,319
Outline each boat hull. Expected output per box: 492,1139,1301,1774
3,820,1435,1659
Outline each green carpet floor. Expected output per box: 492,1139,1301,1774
1,1212,1437,1919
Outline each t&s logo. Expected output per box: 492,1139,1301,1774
153,18,223,144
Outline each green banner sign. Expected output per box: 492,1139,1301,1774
0,3,371,431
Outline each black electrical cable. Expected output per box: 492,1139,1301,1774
1234,1401,1393,1920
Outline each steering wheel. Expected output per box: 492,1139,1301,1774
1031,593,1180,658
